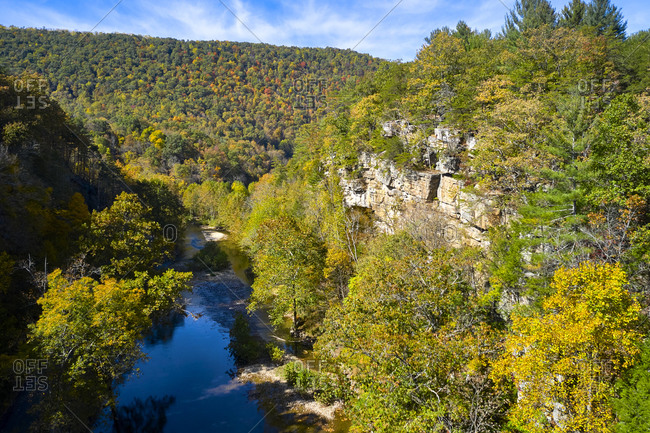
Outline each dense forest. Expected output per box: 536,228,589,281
0,27,378,182
2,0,650,431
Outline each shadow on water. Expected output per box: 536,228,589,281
144,310,185,346
112,395,175,433
96,224,346,432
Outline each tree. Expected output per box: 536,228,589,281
503,0,557,38
424,27,452,45
579,94,650,287
407,31,465,121
161,133,196,170
584,0,627,39
181,180,230,224
82,192,173,277
317,234,510,432
29,268,190,430
493,262,641,432
471,95,557,197
559,0,587,28
621,31,650,93
585,94,650,207
132,179,184,235
248,216,324,334
452,21,491,53
612,338,650,433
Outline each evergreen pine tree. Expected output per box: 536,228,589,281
612,339,650,433
559,0,587,28
584,0,627,39
503,0,557,38
454,21,473,50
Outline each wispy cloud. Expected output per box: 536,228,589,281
3,3,92,31
0,0,647,60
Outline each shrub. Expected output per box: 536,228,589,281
284,361,317,390
283,361,349,404
266,342,285,364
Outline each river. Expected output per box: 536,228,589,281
99,225,352,432
93,225,283,432
2,225,346,432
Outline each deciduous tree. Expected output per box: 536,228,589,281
248,216,324,334
493,262,641,432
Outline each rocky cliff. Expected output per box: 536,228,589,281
338,122,504,248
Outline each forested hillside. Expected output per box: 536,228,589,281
182,1,650,431
2,0,650,431
0,64,195,430
0,26,378,182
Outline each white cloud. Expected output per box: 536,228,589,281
14,0,648,61
2,0,647,62
1,3,92,31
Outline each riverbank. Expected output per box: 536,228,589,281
200,225,228,242
190,267,348,432
239,363,346,432
189,225,349,431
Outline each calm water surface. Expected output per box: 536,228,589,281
95,225,278,432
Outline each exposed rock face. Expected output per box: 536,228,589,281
338,125,503,248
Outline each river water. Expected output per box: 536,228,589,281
93,225,281,432
2,226,344,432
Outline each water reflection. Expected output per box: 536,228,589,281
144,310,185,346
113,395,175,433
219,238,254,286
101,297,274,432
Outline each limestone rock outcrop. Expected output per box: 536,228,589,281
338,124,504,247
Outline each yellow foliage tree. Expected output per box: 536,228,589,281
493,262,641,432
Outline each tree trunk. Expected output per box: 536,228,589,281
293,297,297,336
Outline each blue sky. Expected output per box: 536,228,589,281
1,0,648,60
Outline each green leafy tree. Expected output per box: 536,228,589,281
248,216,324,334
585,94,650,207
584,0,627,39
621,31,650,93
471,95,557,196
132,179,185,236
82,192,173,277
29,268,190,429
581,94,650,287
192,241,229,271
407,31,465,121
